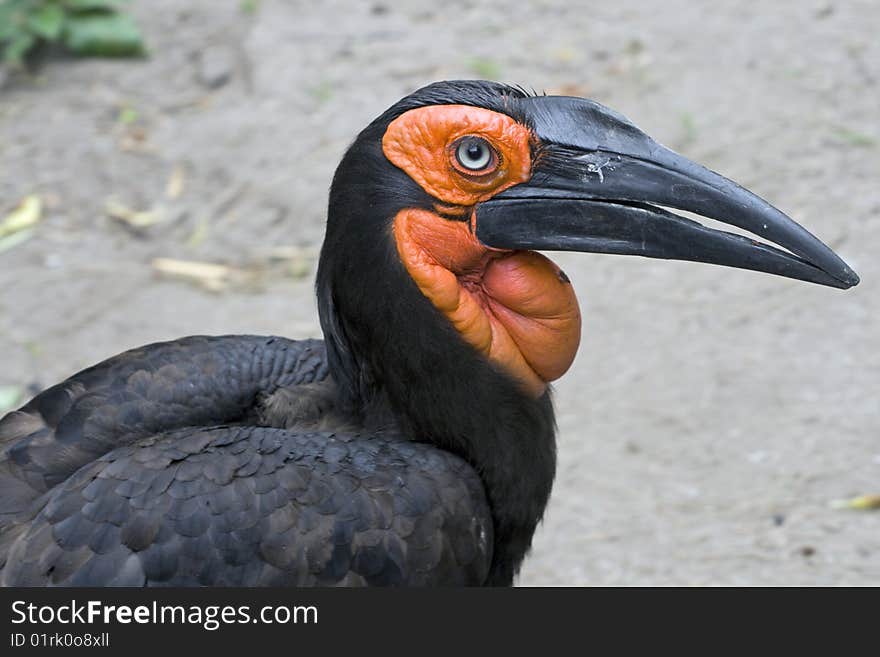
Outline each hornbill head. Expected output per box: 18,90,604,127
319,81,858,404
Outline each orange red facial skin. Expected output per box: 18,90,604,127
383,105,532,205
384,105,582,397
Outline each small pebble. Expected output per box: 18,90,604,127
198,45,235,89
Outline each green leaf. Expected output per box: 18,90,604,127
0,22,16,43
27,4,65,40
0,2,27,41
63,0,130,11
3,31,35,63
62,12,144,57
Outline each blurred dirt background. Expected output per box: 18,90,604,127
1,0,878,585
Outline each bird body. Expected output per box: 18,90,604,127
0,81,858,586
0,336,494,586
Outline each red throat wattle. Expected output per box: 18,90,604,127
393,209,581,397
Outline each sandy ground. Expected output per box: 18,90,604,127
1,0,877,585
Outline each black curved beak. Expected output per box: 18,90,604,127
475,96,859,289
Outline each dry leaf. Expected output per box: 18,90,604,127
831,494,880,510
165,164,186,200
186,217,210,247
152,257,236,292
287,257,312,280
106,200,164,228
0,230,34,254
0,195,42,239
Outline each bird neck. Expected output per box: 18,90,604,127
323,286,557,584
317,223,556,585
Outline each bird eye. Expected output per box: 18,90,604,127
453,136,496,173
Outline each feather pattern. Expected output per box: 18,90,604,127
0,336,493,586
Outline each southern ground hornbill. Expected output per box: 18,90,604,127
0,81,858,586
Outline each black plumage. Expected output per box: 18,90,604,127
1,338,493,586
